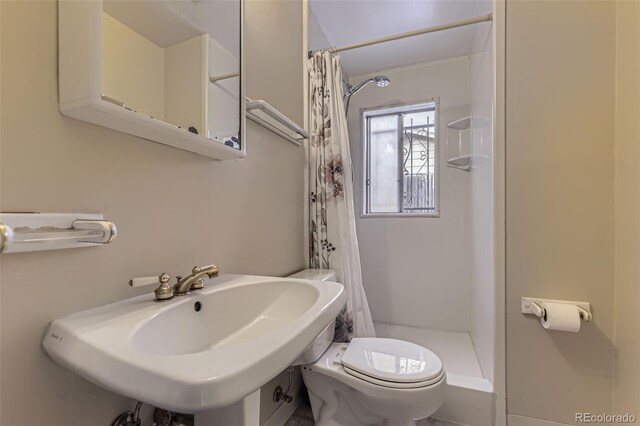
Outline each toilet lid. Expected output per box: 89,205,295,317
341,338,443,384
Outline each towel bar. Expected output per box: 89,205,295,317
0,213,117,253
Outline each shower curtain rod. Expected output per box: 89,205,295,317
308,13,493,58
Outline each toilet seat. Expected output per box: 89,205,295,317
342,365,445,388
341,338,444,388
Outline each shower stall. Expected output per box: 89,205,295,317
309,2,504,424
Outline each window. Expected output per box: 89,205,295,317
363,101,438,216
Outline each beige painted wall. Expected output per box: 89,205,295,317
506,1,616,424
613,0,640,416
0,1,304,425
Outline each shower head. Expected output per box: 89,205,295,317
344,75,391,115
373,76,391,87
345,76,392,97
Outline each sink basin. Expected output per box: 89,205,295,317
43,274,345,412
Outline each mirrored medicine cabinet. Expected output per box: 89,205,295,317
59,0,245,160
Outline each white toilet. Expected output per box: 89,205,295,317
289,270,446,426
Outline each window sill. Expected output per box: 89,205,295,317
360,213,441,219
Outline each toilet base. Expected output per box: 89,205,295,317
307,387,418,426
302,362,444,426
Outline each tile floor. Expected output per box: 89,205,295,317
283,400,314,426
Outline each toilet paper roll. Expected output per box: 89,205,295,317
541,302,581,332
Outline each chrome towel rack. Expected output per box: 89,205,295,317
0,213,117,254
246,98,309,146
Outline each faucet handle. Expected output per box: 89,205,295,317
129,273,168,288
129,273,174,302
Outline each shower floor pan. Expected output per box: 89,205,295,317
374,323,494,426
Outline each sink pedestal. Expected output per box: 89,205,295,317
195,390,260,426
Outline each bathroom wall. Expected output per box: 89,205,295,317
613,0,640,416
347,57,472,332
505,1,616,423
0,1,305,425
469,22,494,383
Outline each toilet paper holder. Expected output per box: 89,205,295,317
521,297,592,322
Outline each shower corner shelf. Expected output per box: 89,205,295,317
245,98,309,146
0,213,117,254
445,115,490,171
447,116,472,131
447,155,473,169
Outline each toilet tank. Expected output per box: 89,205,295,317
288,269,338,365
287,268,337,282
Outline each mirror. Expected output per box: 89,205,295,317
101,0,242,150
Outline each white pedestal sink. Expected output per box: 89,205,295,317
43,274,345,419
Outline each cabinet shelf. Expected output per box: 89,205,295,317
62,97,245,160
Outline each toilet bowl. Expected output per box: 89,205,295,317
288,270,446,426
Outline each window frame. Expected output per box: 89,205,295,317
360,98,441,218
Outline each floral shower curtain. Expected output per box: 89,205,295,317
307,51,376,342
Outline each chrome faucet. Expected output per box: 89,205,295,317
173,264,220,295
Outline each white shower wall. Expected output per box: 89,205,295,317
469,22,495,383
347,57,472,332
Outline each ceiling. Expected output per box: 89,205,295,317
309,0,492,77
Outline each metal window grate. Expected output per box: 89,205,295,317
364,101,438,216
402,115,436,213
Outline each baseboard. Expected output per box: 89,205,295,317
507,414,571,426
